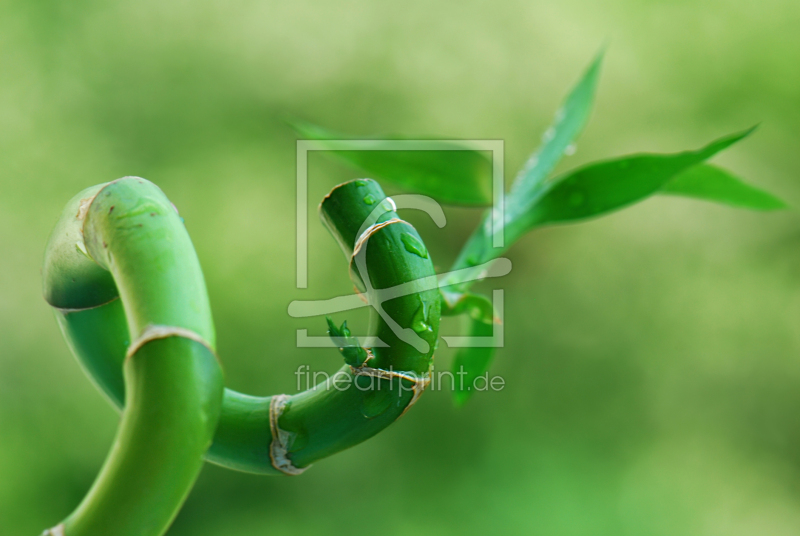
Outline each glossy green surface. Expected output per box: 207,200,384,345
63,338,222,536
663,164,787,210
42,178,224,536
46,178,440,478
55,301,127,408
42,185,118,310
5,3,800,534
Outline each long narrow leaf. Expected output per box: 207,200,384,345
444,127,759,292
439,291,499,406
508,49,604,206
516,127,757,231
661,163,787,210
291,120,492,205
451,325,496,407
443,51,604,290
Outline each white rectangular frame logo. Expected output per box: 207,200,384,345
296,139,505,288
293,138,506,350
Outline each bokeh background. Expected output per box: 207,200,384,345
2,0,800,534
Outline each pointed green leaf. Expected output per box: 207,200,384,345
516,127,756,230
508,49,604,207
441,51,604,291
451,320,496,407
661,163,787,210
291,120,492,205
439,291,498,406
444,127,757,293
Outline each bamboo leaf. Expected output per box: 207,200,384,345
508,49,604,206
661,163,787,210
451,321,496,407
443,50,603,291
291,120,492,205
506,127,758,238
445,127,760,293
440,291,498,406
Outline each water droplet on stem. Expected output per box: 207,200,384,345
401,233,428,259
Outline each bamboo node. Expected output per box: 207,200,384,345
125,325,215,361
54,296,120,314
76,195,97,221
348,363,432,419
269,394,310,476
351,218,404,260
41,525,65,536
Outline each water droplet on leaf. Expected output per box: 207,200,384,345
363,194,376,205
564,143,576,156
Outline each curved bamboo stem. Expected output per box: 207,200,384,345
42,178,224,536
43,178,440,487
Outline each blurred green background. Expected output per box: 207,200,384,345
2,0,800,534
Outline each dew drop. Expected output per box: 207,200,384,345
361,387,395,418
564,143,577,156
542,127,556,143
363,194,376,205
411,302,433,334
401,233,428,259
355,179,367,187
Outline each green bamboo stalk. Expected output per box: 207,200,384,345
41,179,224,536
44,178,440,484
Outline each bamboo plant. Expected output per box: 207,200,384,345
40,51,785,536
